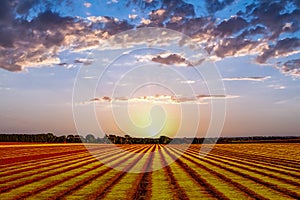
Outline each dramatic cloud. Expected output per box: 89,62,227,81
90,96,112,102
280,59,300,77
215,16,248,37
0,10,98,71
223,76,272,82
87,94,239,105
135,53,203,67
0,0,300,77
256,38,300,64
74,58,94,65
151,53,193,66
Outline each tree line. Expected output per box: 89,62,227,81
0,133,172,144
0,133,299,144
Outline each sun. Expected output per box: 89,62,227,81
127,102,181,138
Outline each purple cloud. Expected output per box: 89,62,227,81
0,0,299,77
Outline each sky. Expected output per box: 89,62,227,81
0,0,300,138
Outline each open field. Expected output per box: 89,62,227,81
0,143,299,199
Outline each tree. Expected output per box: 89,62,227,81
124,135,132,144
46,133,55,143
159,136,172,144
96,137,103,143
108,134,117,144
55,135,66,143
73,135,82,143
102,135,110,144
86,134,96,143
66,135,75,143
79,135,86,143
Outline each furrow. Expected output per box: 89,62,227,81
25,146,144,200
165,146,239,200
129,145,156,200
58,145,150,199
158,146,191,200
0,145,140,196
0,145,137,175
189,145,300,173
186,147,300,186
168,146,269,200
92,145,154,200
213,148,300,169
172,145,300,199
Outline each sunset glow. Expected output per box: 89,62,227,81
0,0,299,137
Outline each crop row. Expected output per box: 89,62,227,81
0,143,299,199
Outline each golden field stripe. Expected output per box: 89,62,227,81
212,146,300,168
0,152,90,176
165,146,246,200
60,145,150,199
93,145,153,199
0,144,299,200
188,145,300,175
103,145,156,200
158,146,190,200
204,147,300,173
172,145,300,199
199,148,300,178
130,145,156,200
0,146,132,188
169,146,274,200
150,145,175,200
186,147,300,186
26,146,146,200
0,145,139,177
0,145,142,197
160,146,219,200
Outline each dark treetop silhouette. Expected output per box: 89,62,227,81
0,133,299,144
